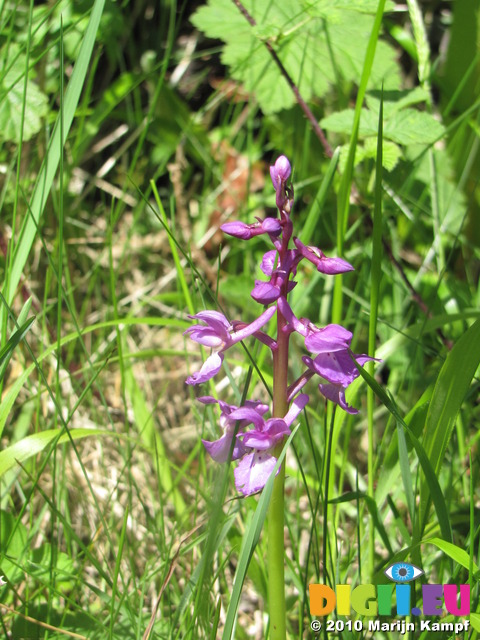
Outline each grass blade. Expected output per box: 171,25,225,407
419,318,480,534
2,0,105,313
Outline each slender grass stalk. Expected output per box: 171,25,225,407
367,90,384,577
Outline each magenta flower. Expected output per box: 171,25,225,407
303,352,374,387
269,155,291,191
294,237,354,275
230,394,309,495
185,307,276,385
221,217,281,240
251,249,299,304
199,396,269,462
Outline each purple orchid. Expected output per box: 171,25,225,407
185,154,378,496
184,306,276,385
230,394,309,495
294,237,354,275
199,396,269,462
221,217,281,240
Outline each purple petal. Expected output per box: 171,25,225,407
294,238,354,274
277,296,308,336
234,451,278,495
244,400,270,416
228,407,265,430
261,217,282,235
283,393,309,426
261,250,278,276
184,325,225,348
263,418,291,440
270,155,291,191
304,351,377,387
305,324,352,354
202,434,247,463
188,310,231,331
251,281,280,304
303,351,359,386
230,306,276,343
221,221,254,239
319,383,358,414
186,352,224,385
241,430,278,450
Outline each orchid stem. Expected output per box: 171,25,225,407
267,309,289,639
267,464,286,639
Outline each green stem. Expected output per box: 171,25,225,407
267,311,289,639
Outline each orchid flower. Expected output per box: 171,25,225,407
184,306,276,385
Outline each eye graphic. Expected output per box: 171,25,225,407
384,562,424,583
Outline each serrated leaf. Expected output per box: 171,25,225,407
338,138,402,172
322,106,445,147
191,0,400,115
384,109,445,146
366,87,430,117
364,137,402,171
321,108,378,137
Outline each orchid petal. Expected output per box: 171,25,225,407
305,324,352,354
202,434,248,463
228,407,265,430
234,451,278,495
251,281,280,304
294,237,354,274
283,393,309,426
230,306,276,343
186,352,223,385
319,383,358,414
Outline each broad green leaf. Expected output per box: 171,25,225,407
191,0,400,115
321,108,379,137
338,138,402,172
0,428,113,477
384,109,445,145
322,107,445,146
470,614,480,633
366,86,430,117
0,511,28,582
428,538,479,576
419,318,480,532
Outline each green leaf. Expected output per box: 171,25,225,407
428,537,479,576
322,106,445,146
0,428,113,477
0,511,28,582
191,0,400,115
419,318,480,532
0,54,48,143
470,613,480,633
384,109,445,145
0,317,35,383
